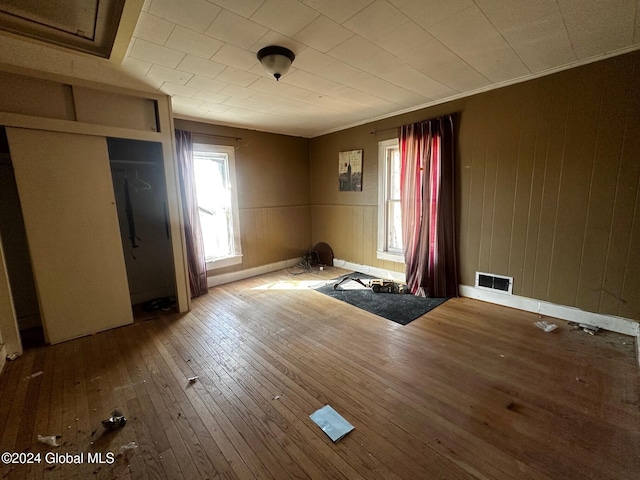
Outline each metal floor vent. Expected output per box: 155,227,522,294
475,272,513,294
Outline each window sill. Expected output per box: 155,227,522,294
376,251,405,264
206,254,243,271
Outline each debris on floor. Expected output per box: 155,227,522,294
534,320,558,332
187,376,199,384
6,353,19,361
579,323,600,335
28,371,43,379
273,394,281,400
37,435,59,447
102,409,127,430
119,441,138,452
310,405,355,443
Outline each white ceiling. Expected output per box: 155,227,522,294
10,0,640,138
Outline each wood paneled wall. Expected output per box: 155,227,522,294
174,120,311,274
311,51,640,322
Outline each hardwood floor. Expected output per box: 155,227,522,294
1,267,638,480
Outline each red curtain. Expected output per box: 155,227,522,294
399,116,458,297
175,129,208,298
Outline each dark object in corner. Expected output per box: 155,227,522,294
313,242,334,266
142,297,175,311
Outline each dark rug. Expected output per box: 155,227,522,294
313,273,448,326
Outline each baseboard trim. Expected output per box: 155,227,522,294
207,258,302,288
459,285,639,337
330,258,639,338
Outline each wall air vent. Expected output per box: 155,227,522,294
475,272,513,294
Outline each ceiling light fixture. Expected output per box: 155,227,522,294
257,46,295,81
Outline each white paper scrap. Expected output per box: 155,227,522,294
310,405,354,442
534,320,557,332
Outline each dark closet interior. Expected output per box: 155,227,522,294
107,138,176,309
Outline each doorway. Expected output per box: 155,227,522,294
107,138,176,314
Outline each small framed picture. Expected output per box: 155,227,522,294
338,149,363,191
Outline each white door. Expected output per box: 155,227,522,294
6,128,132,344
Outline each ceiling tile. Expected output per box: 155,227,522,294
319,60,362,83
292,48,336,75
475,0,558,30
120,56,152,77
398,32,490,92
375,19,434,56
146,64,193,86
343,0,409,42
558,0,636,58
356,49,404,76
344,71,428,107
326,35,384,65
215,67,262,87
251,76,313,100
294,15,354,52
207,0,265,18
380,64,454,99
133,12,174,45
171,96,205,110
202,105,232,116
130,39,185,68
211,44,259,69
331,86,399,110
302,0,374,24
205,9,269,49
388,0,473,29
218,83,256,99
251,31,307,55
282,70,342,94
185,75,227,92
161,82,199,97
194,91,230,103
251,0,320,37
500,12,575,72
148,0,222,33
427,5,530,82
176,55,227,77
165,26,224,59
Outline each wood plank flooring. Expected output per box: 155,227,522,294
1,267,638,479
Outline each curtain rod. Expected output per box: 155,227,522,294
369,126,397,135
110,159,159,165
193,132,242,141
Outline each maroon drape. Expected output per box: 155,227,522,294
175,129,208,298
398,116,458,298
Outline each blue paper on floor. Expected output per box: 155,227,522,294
309,405,355,442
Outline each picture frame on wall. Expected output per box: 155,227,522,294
338,149,363,191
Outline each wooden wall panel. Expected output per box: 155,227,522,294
311,50,640,322
600,55,640,317
575,57,632,314
508,81,540,295
547,67,600,307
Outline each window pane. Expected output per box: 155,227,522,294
193,152,234,260
388,148,400,200
387,200,403,252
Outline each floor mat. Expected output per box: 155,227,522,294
312,273,448,325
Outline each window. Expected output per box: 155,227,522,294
192,143,242,269
377,138,404,262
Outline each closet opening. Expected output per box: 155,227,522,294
107,138,176,318
0,127,44,349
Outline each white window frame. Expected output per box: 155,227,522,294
192,143,242,271
377,138,404,263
